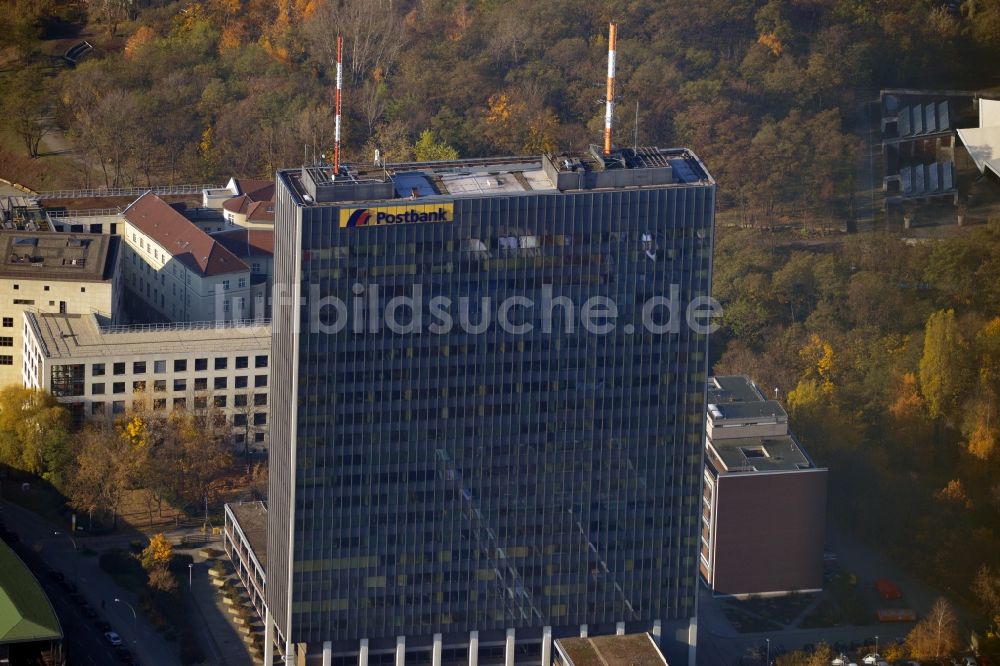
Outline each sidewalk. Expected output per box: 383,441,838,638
182,547,253,666
2,499,182,666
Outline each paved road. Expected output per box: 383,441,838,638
1,499,182,666
696,524,975,665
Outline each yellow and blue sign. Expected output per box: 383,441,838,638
339,203,454,228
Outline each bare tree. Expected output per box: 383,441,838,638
905,597,961,660
305,0,405,84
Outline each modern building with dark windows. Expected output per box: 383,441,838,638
255,147,715,666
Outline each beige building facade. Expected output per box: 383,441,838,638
23,312,271,450
0,232,122,387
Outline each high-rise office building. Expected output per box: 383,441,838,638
263,147,715,666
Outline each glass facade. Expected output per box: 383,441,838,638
268,154,715,659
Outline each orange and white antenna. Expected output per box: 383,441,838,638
603,22,617,156
334,34,343,176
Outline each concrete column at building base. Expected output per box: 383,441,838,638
323,641,332,666
579,625,588,638
541,626,552,666
651,620,661,645
469,631,479,666
505,629,515,666
359,638,369,666
396,636,406,666
263,608,274,665
615,622,625,636
687,616,698,666
432,633,442,666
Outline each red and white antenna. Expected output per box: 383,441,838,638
334,34,343,176
603,22,617,156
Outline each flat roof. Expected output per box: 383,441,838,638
25,313,270,360
707,375,766,404
227,501,267,567
282,146,713,207
0,231,116,282
0,540,61,644
707,434,816,474
709,400,787,422
555,634,667,666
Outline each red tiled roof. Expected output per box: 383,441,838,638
233,179,274,201
212,229,274,258
123,192,249,277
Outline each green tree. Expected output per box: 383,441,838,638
413,129,459,162
1,65,51,158
918,309,970,420
0,387,71,484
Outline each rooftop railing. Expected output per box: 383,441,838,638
98,318,271,334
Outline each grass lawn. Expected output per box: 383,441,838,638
0,473,71,528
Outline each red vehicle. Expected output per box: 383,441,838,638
874,578,902,600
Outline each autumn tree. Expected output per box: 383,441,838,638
0,387,71,485
413,130,459,162
919,309,970,420
905,597,961,660
67,424,134,528
775,642,834,666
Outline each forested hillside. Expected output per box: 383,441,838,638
3,0,1000,652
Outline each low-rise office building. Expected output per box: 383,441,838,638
121,192,266,322
0,231,122,387
700,375,828,597
22,312,271,449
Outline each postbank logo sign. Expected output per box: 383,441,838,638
340,203,454,228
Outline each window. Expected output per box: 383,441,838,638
12,299,34,305
195,358,208,371
254,355,268,368
238,277,246,288
153,399,166,410
132,381,146,392
253,413,266,426
112,401,125,414
194,378,208,391
223,300,230,313
235,356,248,369
0,337,12,347
174,359,187,372
235,376,248,389
154,360,166,374
214,377,227,390
113,382,125,394
221,280,230,291
2,318,11,327
153,380,167,392
173,397,187,409
234,394,248,407
91,402,105,416
51,364,85,397
80,287,86,293
92,383,105,395
133,361,146,374
12,284,17,290
213,395,227,408
92,363,105,376
254,375,267,388
113,362,126,375
234,414,247,427
173,379,186,391
214,357,227,370
194,396,207,409
0,355,12,366
254,393,267,406
254,432,265,443
251,263,261,273
43,285,50,292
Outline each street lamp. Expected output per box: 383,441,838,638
765,638,770,666
874,635,879,658
114,597,137,646
53,531,79,581
188,563,193,589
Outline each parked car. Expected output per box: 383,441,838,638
104,631,122,647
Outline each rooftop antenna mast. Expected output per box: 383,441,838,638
603,22,618,156
334,34,343,178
